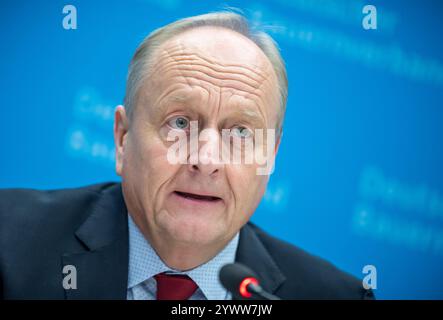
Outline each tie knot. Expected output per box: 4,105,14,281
154,273,199,300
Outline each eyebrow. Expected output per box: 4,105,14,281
167,93,190,103
225,108,266,128
156,92,192,112
151,92,192,119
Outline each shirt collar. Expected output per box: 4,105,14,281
127,213,239,300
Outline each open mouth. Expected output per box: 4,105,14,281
174,191,222,202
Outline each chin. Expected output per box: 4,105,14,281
158,211,227,245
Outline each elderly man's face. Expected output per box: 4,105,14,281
115,27,280,258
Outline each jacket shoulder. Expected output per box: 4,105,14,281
249,223,374,299
0,182,122,299
0,182,116,232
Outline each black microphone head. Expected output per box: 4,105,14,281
219,263,260,299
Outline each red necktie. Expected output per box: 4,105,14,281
154,273,198,300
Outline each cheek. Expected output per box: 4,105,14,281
123,130,180,204
228,165,269,218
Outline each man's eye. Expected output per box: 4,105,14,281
168,116,190,130
231,126,253,138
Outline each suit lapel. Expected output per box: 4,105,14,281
235,223,286,299
62,183,129,299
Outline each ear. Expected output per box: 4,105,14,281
114,105,129,176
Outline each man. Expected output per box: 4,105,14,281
0,11,373,300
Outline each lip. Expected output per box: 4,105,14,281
174,190,222,201
170,190,224,209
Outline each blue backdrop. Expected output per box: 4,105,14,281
1,0,442,299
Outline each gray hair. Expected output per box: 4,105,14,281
124,11,288,135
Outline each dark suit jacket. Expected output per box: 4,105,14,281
0,182,374,300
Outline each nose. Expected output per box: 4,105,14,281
188,128,223,177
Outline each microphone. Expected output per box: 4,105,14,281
219,263,281,300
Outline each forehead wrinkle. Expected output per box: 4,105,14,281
166,57,264,89
170,67,263,98
168,40,276,119
152,53,267,96
161,42,269,82
174,75,264,102
145,39,276,129
149,45,213,98
151,59,266,105
166,45,269,87
150,40,272,94
171,37,279,103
